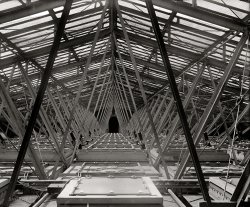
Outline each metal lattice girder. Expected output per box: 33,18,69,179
4,4,104,40
99,81,112,123
57,1,108,154
143,95,161,132
18,63,67,164
181,30,235,72
2,0,73,206
155,96,174,134
114,73,130,121
117,0,171,178
146,0,211,204
1,29,245,98
0,1,248,113
116,66,133,118
218,101,250,152
56,89,86,138
140,100,155,129
48,6,105,81
146,96,166,135
118,54,245,97
97,74,112,121
47,90,73,146
6,52,110,88
114,36,139,113
0,33,73,95
149,0,247,31
94,65,111,114
175,32,248,179
100,85,113,125
0,78,47,179
114,83,128,124
115,29,246,78
87,39,110,111
208,65,238,164
154,63,206,167
113,35,147,143
150,82,181,144
0,1,248,200
151,92,170,130
0,29,110,69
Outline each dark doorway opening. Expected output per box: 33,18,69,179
109,116,119,133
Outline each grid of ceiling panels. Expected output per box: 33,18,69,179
0,0,249,120
117,0,249,122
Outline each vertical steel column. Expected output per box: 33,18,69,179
146,0,211,204
2,1,73,206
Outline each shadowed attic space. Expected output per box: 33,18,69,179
0,0,250,207
108,115,120,133
108,108,120,133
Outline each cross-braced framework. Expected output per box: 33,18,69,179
0,0,250,207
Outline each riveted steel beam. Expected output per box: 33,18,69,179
146,0,211,204
2,1,73,206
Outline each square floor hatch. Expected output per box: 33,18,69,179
57,177,162,206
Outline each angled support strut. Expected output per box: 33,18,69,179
146,0,211,205
2,1,73,206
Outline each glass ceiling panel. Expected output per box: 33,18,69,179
0,0,248,114
194,0,249,18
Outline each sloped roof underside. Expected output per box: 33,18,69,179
0,0,249,134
